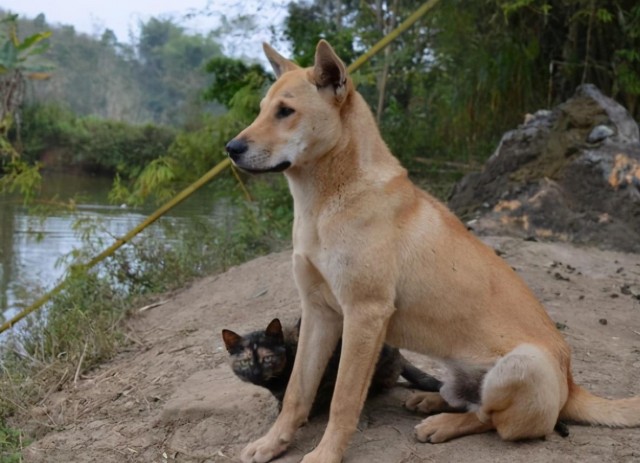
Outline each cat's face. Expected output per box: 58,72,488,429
222,318,288,384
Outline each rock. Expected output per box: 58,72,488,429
587,125,615,143
449,85,640,253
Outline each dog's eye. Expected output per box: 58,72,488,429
276,106,295,119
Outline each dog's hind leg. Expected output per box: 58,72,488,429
479,343,568,441
415,344,568,444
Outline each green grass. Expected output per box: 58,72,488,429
0,421,26,463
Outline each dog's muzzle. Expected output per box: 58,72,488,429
225,138,248,164
225,138,291,174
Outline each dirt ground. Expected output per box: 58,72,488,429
19,236,640,463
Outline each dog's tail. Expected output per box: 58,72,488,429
559,384,640,427
400,357,443,392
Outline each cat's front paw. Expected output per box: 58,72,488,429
240,432,290,463
405,391,447,414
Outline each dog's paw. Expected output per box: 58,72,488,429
415,412,492,444
240,433,290,463
300,446,342,463
414,414,456,443
405,392,445,414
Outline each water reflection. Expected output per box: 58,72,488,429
0,172,219,321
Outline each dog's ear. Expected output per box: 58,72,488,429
263,43,299,78
313,40,348,101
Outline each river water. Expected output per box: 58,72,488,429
0,172,220,322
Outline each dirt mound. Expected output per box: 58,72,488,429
17,237,640,462
449,84,640,253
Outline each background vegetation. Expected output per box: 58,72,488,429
1,0,640,458
4,1,640,193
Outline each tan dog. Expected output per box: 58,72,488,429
225,40,640,463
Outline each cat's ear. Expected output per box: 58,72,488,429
222,329,242,352
265,318,284,342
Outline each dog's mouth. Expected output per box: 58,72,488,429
236,161,291,174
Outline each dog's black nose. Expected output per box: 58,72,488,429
225,138,248,162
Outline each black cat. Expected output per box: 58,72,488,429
221,318,442,414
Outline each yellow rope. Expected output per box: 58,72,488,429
231,164,253,202
0,0,440,334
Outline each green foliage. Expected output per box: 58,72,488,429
113,53,272,207
411,1,549,162
0,14,50,205
279,0,640,167
284,1,357,67
493,0,640,114
108,118,235,206
612,4,640,113
0,421,25,462
0,158,42,203
71,118,176,175
0,177,292,429
18,103,177,177
15,13,224,125
0,13,52,76
204,56,272,109
110,156,178,206
136,18,223,125
223,177,293,263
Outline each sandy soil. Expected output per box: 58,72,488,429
19,236,640,463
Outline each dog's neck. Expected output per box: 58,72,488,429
284,90,403,219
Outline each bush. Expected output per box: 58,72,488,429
17,103,177,176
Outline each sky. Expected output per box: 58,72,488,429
1,0,290,60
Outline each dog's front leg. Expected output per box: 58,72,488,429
301,303,393,463
241,285,342,462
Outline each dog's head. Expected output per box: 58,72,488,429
225,40,352,174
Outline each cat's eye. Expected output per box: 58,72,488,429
276,105,295,119
262,355,274,364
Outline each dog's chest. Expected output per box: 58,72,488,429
292,247,343,314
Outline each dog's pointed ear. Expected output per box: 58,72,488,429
263,43,299,78
313,40,348,101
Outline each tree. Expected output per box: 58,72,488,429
0,14,51,145
135,17,223,125
281,1,436,163
272,0,640,180
284,0,357,67
0,14,51,202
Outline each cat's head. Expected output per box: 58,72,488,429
221,318,288,384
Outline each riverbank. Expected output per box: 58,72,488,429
0,170,294,463
0,171,229,321
13,236,640,463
